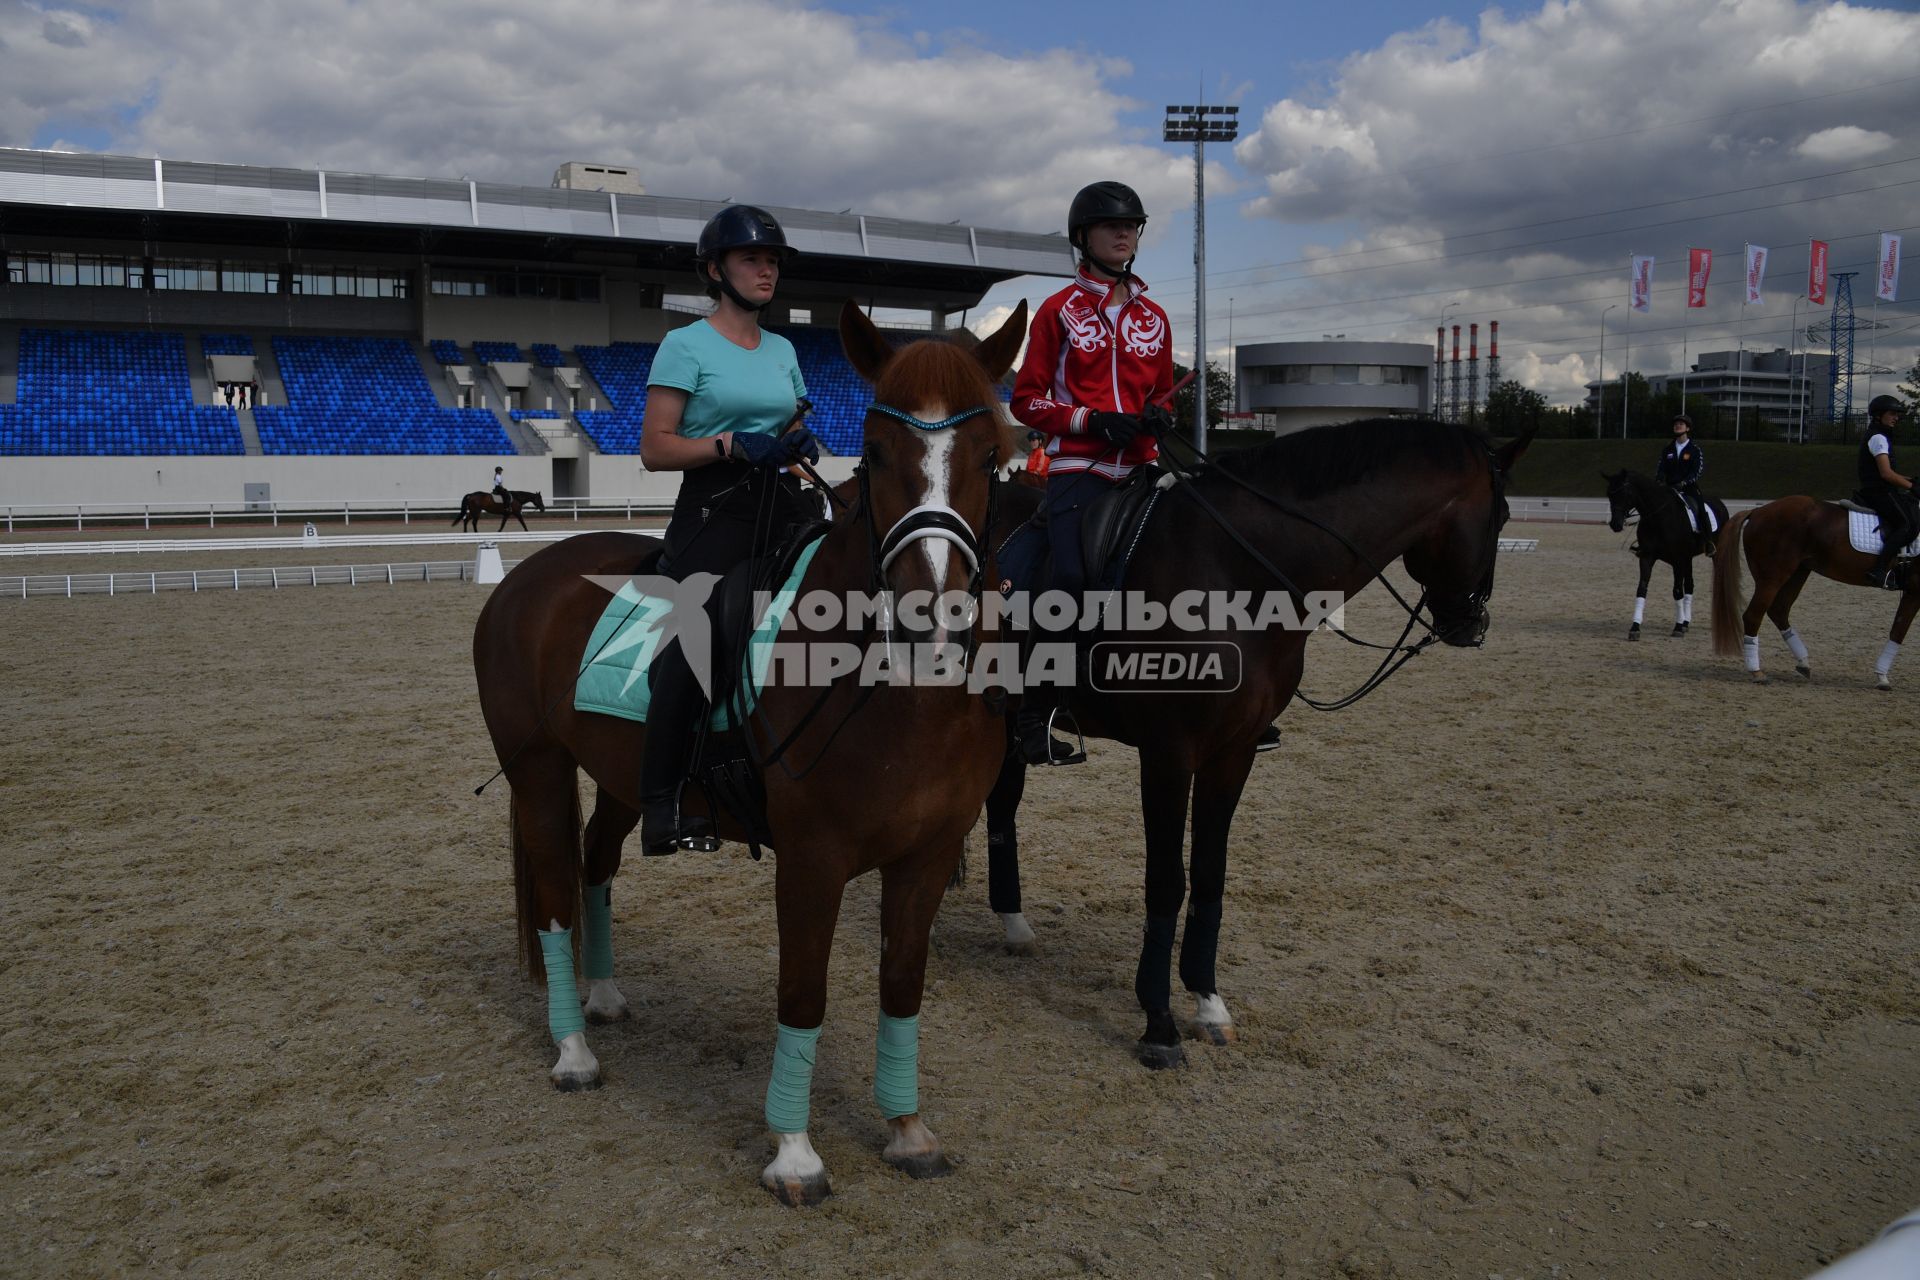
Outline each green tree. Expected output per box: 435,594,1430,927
1896,348,1920,412
1171,360,1232,434
1484,379,1548,436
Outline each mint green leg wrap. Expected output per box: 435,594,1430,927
765,1023,822,1134
874,1012,920,1119
582,881,614,982
537,928,585,1044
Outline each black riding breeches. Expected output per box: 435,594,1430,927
1862,489,1919,555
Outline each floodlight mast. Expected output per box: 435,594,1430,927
1163,104,1238,452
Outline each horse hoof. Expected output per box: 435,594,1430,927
1670,625,1686,637
1135,1039,1185,1071
550,1069,602,1093
1187,1020,1238,1046
1877,676,1893,691
885,1149,955,1180
762,1171,832,1207
584,1005,630,1025
1795,664,1812,680
1627,625,1641,641
1002,939,1038,957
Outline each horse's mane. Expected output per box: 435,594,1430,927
1209,417,1490,499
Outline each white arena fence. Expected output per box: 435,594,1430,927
2,558,525,599
0,494,676,534
0,529,577,558
1506,495,1766,525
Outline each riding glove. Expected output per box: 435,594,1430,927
730,428,818,469
1087,412,1141,448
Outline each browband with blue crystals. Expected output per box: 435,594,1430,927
869,403,994,432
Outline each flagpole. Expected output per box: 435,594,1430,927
1621,304,1631,440
1788,292,1801,444
1736,243,1747,444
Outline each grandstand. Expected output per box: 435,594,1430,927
0,146,1072,508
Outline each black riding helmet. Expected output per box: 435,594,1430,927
1671,413,1693,429
695,204,791,313
1867,394,1905,420
1068,181,1147,278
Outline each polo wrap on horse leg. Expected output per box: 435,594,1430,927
873,1013,920,1119
537,927,585,1044
765,1023,821,1135
985,827,1021,916
582,881,614,982
1781,627,1809,665
1134,913,1179,1012
1178,900,1224,996
1878,640,1901,680
1741,635,1761,672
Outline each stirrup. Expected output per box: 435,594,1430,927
641,797,718,855
1020,705,1087,767
1253,723,1282,753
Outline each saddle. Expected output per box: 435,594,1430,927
994,466,1175,604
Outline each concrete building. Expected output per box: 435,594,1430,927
1233,339,1433,434
1585,347,1835,434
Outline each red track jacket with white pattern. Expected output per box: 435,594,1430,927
1011,270,1175,480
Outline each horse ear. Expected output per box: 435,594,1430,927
1495,424,1537,474
970,300,1029,382
839,300,894,383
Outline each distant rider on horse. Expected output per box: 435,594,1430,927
635,205,820,853
1010,180,1279,765
1655,413,1712,551
491,466,507,502
1857,394,1917,590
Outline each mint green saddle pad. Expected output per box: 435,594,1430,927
573,536,825,729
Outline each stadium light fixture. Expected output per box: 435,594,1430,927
1163,104,1238,451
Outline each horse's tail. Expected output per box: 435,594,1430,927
452,495,469,526
1712,508,1753,656
511,780,584,982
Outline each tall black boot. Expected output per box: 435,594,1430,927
639,646,718,854
1015,695,1085,767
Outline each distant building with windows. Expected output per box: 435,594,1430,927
1233,340,1434,434
1585,347,1835,431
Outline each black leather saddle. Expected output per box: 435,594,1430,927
996,467,1173,600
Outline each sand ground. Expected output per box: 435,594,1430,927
1,521,1914,1278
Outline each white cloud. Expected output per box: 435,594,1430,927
1796,124,1895,162
1222,0,1920,401
0,0,1212,235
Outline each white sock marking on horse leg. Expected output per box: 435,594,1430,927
583,977,628,1021
1781,626,1809,664
1681,594,1693,624
999,912,1035,951
1741,636,1762,672
552,1031,599,1084
1192,992,1232,1029
1632,597,1645,624
1876,640,1900,682
764,1131,826,1184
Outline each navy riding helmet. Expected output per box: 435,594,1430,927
695,205,791,313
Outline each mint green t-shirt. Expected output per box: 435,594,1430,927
647,320,807,440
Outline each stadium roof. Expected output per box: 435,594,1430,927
0,147,1074,303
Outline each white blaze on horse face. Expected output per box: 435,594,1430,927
764,1130,826,1184
910,404,959,646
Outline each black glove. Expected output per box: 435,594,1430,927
782,427,821,466
1141,404,1174,437
730,430,803,470
1087,412,1141,448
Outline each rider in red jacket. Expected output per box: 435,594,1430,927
1011,181,1278,764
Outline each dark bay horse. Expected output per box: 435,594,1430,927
1712,496,1919,688
471,300,1026,1205
979,419,1534,1068
456,488,545,533
1604,470,1727,640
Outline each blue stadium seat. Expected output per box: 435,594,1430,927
429,339,466,365
473,341,525,365
254,335,513,455
0,329,245,456
200,333,256,356
530,343,567,368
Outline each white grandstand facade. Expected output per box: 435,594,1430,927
0,147,1074,510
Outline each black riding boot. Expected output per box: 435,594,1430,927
1015,694,1085,767
638,646,718,855
1868,546,1902,590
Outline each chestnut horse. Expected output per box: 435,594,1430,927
978,419,1534,1068
471,300,1025,1206
1711,497,1920,688
455,488,545,533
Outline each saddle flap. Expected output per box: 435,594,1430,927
1080,469,1166,586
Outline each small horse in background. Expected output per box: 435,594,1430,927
455,489,545,533
1712,496,1920,688
1604,470,1727,640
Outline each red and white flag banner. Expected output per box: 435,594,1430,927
1878,233,1902,302
1744,243,1768,306
1629,254,1653,313
1687,248,1712,308
1807,239,1829,305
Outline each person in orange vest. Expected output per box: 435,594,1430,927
1023,430,1051,477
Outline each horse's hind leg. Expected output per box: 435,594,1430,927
1182,743,1254,1048
1876,591,1920,689
1768,564,1814,678
983,735,1035,955
510,752,599,1090
1671,560,1690,636
1134,750,1192,1070
1629,556,1654,639
875,839,964,1181
581,787,639,1024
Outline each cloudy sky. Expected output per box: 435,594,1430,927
4,0,1918,401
